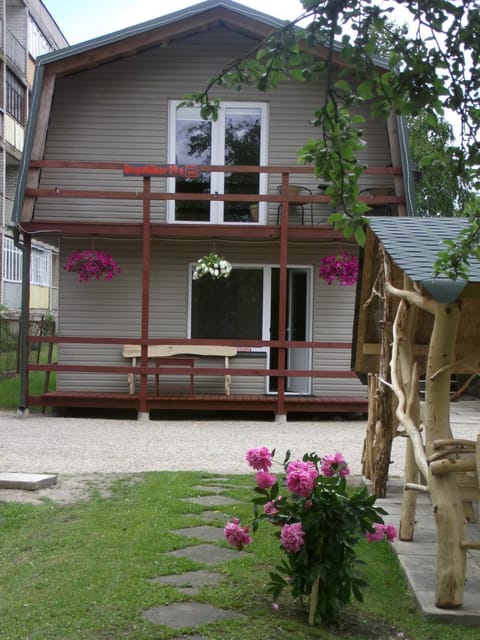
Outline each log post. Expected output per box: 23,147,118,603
425,301,466,608
396,279,421,541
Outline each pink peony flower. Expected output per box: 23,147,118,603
280,522,305,553
365,525,385,542
263,499,279,516
365,523,397,543
256,471,277,489
286,459,318,497
321,452,350,478
224,517,253,550
385,524,397,541
246,447,272,471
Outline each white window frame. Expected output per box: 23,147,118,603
30,247,51,286
188,262,313,361
28,17,53,59
2,236,22,283
167,100,269,224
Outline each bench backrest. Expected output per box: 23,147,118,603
122,344,237,359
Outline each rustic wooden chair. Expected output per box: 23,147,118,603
276,185,314,225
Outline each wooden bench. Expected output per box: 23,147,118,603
122,345,237,396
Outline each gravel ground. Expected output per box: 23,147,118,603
1,401,478,477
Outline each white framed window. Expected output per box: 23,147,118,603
6,70,26,124
28,18,53,59
2,236,22,283
167,101,268,224
30,248,51,286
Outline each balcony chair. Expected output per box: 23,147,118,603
276,184,314,225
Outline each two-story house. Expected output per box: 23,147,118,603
12,0,415,419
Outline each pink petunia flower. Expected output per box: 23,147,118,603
246,447,272,471
285,459,318,497
224,517,253,550
256,471,277,489
280,522,305,553
321,452,350,478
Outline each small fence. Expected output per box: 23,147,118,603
0,315,56,378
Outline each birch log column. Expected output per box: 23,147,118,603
387,280,467,608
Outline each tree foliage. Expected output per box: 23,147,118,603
184,0,480,277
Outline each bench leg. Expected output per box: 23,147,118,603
128,357,137,394
225,357,231,395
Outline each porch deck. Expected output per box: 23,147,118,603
31,391,368,418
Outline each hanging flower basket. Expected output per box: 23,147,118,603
193,252,232,280
319,252,358,286
64,249,121,283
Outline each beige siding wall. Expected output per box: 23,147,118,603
35,27,393,224
57,239,364,396
47,25,386,398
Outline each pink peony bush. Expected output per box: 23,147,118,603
224,447,397,625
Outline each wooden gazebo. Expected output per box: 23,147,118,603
352,216,480,609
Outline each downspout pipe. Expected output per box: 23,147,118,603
11,63,48,418
14,228,30,417
396,114,418,217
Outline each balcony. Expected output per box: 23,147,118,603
6,26,26,73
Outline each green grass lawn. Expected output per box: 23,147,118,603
0,472,478,640
0,371,56,408
0,344,57,408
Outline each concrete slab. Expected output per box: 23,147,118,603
172,525,226,543
380,478,480,625
151,569,223,595
168,543,246,565
0,473,57,491
142,601,242,628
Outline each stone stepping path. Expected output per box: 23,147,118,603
143,481,248,635
151,569,223,595
182,494,243,506
195,509,230,522
168,542,245,565
142,601,241,628
172,525,227,542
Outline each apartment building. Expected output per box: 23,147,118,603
1,0,67,314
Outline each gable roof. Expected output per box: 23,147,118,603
36,0,389,76
36,1,287,74
368,217,480,303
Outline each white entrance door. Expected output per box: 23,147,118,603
286,269,312,394
267,267,312,394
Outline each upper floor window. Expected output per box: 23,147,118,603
168,101,268,224
28,18,53,59
31,248,51,286
2,237,51,286
2,236,22,283
6,70,26,124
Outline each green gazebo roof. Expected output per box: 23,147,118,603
368,217,480,303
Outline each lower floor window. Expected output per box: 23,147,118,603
191,268,263,339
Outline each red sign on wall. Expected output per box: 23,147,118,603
123,163,200,178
